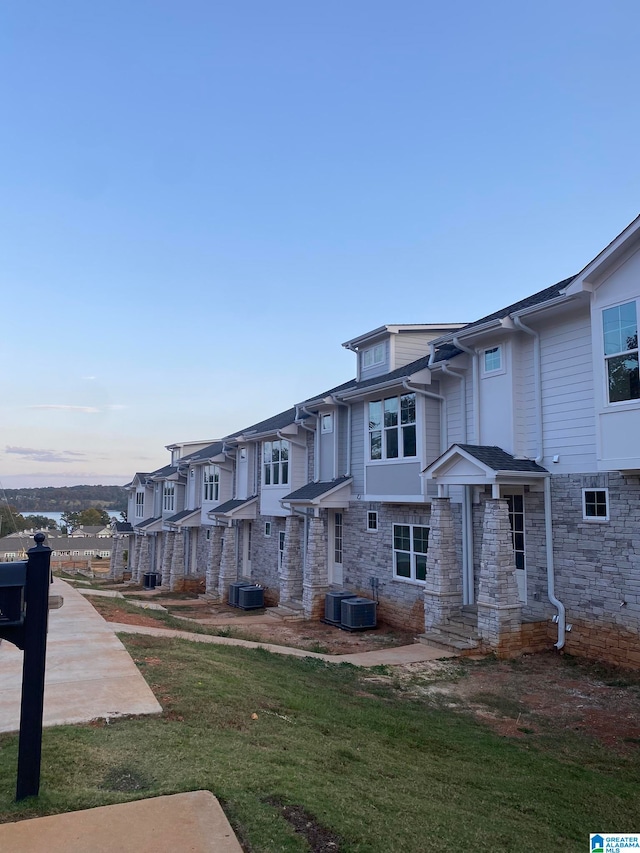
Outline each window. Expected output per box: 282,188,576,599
99,551,110,558
483,346,502,374
367,511,378,532
135,492,144,518
263,440,289,486
362,343,385,369
392,523,429,582
278,530,285,569
205,528,211,541
163,483,175,512
334,512,343,563
603,302,639,403
321,413,333,433
239,447,247,461
369,393,416,460
504,494,525,571
264,521,272,537
84,550,94,556
582,488,609,522
203,465,220,502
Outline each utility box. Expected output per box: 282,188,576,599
228,580,251,607
340,597,377,631
324,590,357,625
237,585,264,610
0,561,28,627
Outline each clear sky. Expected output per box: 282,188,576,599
1,1,639,487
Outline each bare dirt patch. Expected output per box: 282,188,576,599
375,652,640,752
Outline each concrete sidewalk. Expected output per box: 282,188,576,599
0,579,161,733
109,621,456,666
0,791,242,852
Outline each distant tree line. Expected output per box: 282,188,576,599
1,485,127,513
0,505,122,538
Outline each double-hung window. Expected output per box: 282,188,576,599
369,393,416,460
393,523,429,582
163,483,175,512
203,465,220,502
263,440,289,486
603,301,639,403
135,492,144,518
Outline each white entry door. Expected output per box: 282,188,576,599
329,511,344,586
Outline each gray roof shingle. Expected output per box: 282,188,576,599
209,497,257,514
456,445,548,473
282,477,352,502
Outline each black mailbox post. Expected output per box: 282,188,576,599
0,534,53,801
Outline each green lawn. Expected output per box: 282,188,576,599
0,636,637,852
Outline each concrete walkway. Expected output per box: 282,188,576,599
0,579,161,733
0,791,242,853
109,621,456,666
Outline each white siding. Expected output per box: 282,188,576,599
350,403,365,493
539,308,597,472
392,332,431,368
513,335,536,458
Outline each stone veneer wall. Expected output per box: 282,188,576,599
550,472,640,666
239,515,285,606
341,501,453,633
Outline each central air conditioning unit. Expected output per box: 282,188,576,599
340,597,377,631
228,580,251,607
323,590,357,625
237,584,265,610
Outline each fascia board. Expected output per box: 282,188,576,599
338,377,412,400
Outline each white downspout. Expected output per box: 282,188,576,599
544,475,566,649
512,316,543,464
453,336,479,444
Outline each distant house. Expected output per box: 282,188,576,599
122,216,640,667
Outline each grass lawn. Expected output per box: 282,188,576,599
0,636,638,852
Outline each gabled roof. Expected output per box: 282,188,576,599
177,441,226,464
164,508,201,525
423,444,548,486
208,496,258,520
113,521,133,533
124,472,152,489
149,464,182,481
237,408,299,438
134,516,163,530
282,476,352,506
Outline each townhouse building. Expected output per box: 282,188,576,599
116,216,640,666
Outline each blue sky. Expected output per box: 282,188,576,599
1,1,639,487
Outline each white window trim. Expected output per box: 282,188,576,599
203,465,220,503
392,523,429,584
163,483,175,512
602,299,640,407
366,511,378,533
321,413,333,434
263,440,290,488
582,487,609,523
367,392,417,462
362,343,386,369
135,492,145,518
264,521,272,537
481,345,506,377
278,530,285,569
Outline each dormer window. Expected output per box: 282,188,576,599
362,343,385,369
603,301,639,403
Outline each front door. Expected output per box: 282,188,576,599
329,511,344,586
502,492,526,603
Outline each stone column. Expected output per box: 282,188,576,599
161,531,175,587
477,499,522,654
131,535,142,582
218,523,238,604
206,527,224,597
170,529,186,592
138,535,151,581
302,514,328,618
423,498,462,630
280,515,303,604
109,536,127,582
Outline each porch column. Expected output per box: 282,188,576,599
131,535,142,582
423,498,462,630
170,529,186,592
161,531,175,586
218,522,238,603
138,536,151,580
280,515,303,604
302,514,328,619
477,499,522,654
206,527,224,597
110,536,127,582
